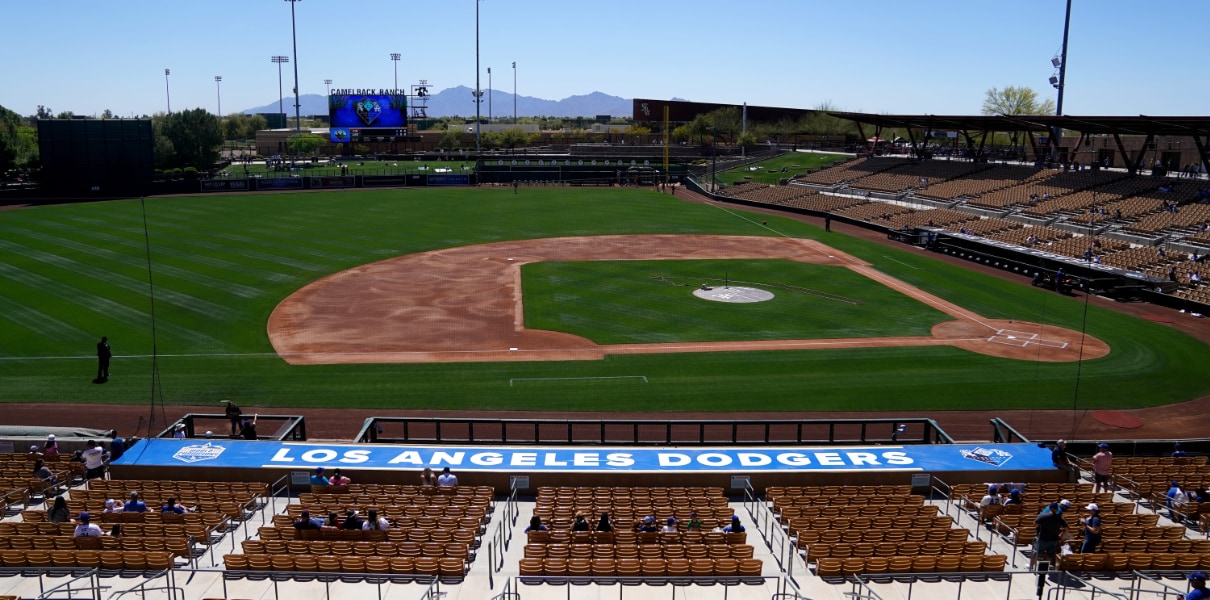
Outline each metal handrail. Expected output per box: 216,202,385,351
33,568,103,600
107,568,180,600
1046,571,1129,600
1121,570,1189,600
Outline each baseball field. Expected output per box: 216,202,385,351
1,186,1207,415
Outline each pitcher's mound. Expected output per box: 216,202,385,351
692,286,774,303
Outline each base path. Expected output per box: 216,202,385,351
267,235,1106,364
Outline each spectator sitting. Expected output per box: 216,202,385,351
44,434,59,456
1185,572,1207,600
69,450,84,463
103,499,124,513
73,513,104,537
638,516,659,533
979,484,1002,508
341,510,363,530
596,513,613,533
47,496,71,524
362,509,390,531
124,492,148,513
293,510,323,530
326,512,341,528
309,467,329,486
684,510,703,531
33,459,56,484
662,517,679,533
436,467,458,487
161,497,190,514
1172,442,1188,458
419,467,437,487
1003,488,1023,506
328,468,351,486
1051,440,1077,474
1167,481,1188,521
571,513,590,532
525,515,548,533
723,515,745,533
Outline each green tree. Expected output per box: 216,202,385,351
161,108,223,169
500,128,528,150
287,133,325,156
802,101,854,137
243,114,267,140
0,104,37,170
981,86,1056,115
437,128,462,150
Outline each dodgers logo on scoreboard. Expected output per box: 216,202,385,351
172,443,227,464
959,447,1013,467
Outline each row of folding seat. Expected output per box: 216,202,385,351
794,527,970,546
991,512,1156,529
528,530,746,546
997,519,1185,541
256,525,476,545
0,550,174,571
346,483,493,497
536,485,726,498
777,504,938,520
20,508,223,527
285,503,488,520
0,536,190,557
804,540,985,561
815,554,1007,577
298,492,489,507
222,553,464,580
772,495,925,509
88,480,265,498
242,539,471,559
523,543,755,561
786,515,952,533
517,556,764,580
272,512,482,531
1057,552,1210,572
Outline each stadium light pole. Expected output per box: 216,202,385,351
512,61,516,124
271,56,289,122
286,0,303,141
487,67,492,123
1051,0,1072,161
214,76,222,118
390,53,401,93
324,79,332,96
164,69,171,114
474,0,481,153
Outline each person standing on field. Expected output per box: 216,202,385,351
95,336,112,383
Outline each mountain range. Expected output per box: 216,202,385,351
242,87,632,120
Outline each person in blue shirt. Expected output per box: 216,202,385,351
723,515,745,533
161,497,189,514
293,510,323,530
108,430,126,461
1185,572,1208,600
310,467,329,486
1167,481,1188,521
525,515,547,533
124,492,147,513
1172,442,1188,458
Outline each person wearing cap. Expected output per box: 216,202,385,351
108,430,126,462
239,414,258,440
82,440,106,480
124,492,147,513
340,510,363,531
1184,571,1208,600
1032,501,1068,569
73,513,104,537
44,434,60,456
1092,443,1114,495
1057,499,1072,514
638,515,659,533
293,510,322,530
1167,480,1190,522
328,468,351,486
309,467,329,486
1003,488,1024,507
979,484,1002,509
223,400,242,436
1051,440,1076,476
684,510,702,531
103,499,125,514
436,466,458,487
1079,503,1102,553
1172,442,1188,459
661,517,679,533
172,423,187,439
723,515,745,533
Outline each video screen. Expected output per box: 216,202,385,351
329,94,407,143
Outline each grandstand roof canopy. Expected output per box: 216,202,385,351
829,112,1210,137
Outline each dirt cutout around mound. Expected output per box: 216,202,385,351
267,235,1107,365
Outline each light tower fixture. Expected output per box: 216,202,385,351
390,53,401,93
164,68,171,113
214,76,223,117
285,0,303,138
512,61,516,124
324,79,332,96
271,56,290,119
487,67,492,123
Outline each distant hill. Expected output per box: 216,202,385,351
242,88,632,120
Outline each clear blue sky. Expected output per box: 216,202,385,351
3,0,1207,118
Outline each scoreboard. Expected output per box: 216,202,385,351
328,92,408,143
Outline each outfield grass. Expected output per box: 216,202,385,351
714,152,848,186
0,188,1206,412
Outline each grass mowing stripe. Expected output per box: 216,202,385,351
0,240,239,321
0,294,92,344
4,224,264,300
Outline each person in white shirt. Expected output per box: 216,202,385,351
436,467,457,487
73,513,104,537
979,484,1002,508
361,509,390,531
82,441,106,480
661,517,679,533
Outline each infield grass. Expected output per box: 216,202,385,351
0,187,1206,412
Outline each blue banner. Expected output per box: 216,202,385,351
255,177,304,190
427,174,471,186
114,440,1050,473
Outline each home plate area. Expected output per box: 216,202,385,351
987,328,1069,349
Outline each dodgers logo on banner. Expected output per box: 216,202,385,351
960,447,1013,467
172,443,227,464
